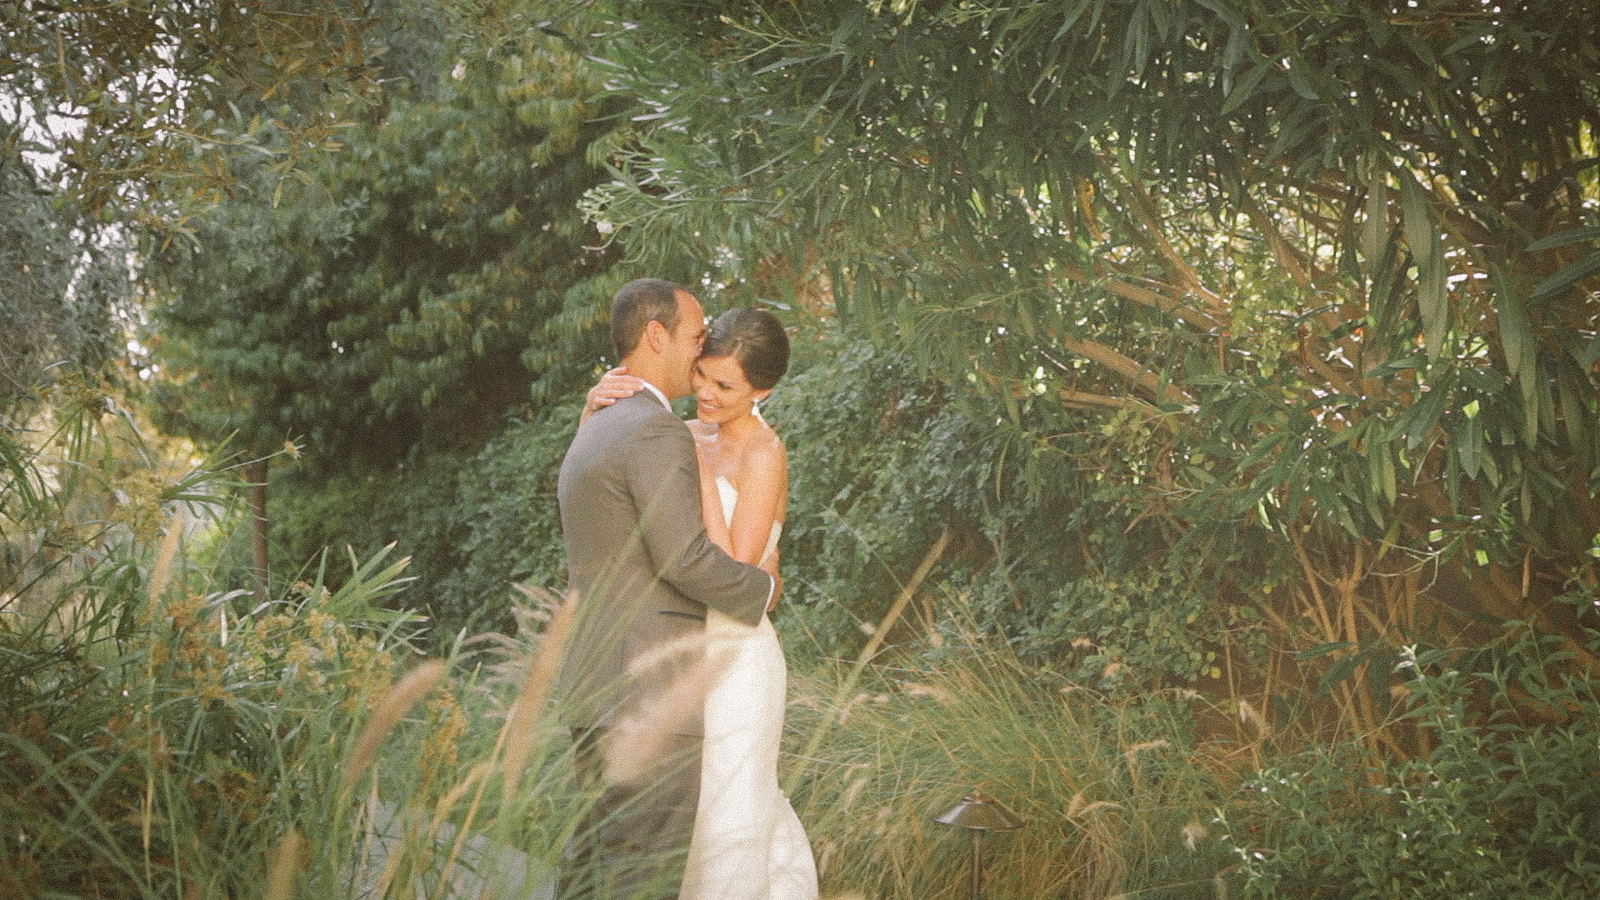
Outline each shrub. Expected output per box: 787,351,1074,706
768,326,1252,686
267,400,581,643
1,385,582,899
1218,595,1600,899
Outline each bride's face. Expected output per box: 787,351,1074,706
693,354,770,425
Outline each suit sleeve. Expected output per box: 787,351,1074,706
627,414,771,626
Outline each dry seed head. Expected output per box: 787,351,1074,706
898,681,956,704
1073,799,1120,819
345,659,447,787
604,632,715,785
502,588,577,798
837,691,872,725
1123,738,1170,777
148,506,185,601
1238,699,1270,738
843,777,869,810
264,829,304,900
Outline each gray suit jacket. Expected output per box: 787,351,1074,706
555,391,770,737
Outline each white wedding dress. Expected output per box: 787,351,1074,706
679,476,819,900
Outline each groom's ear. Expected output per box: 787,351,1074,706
643,319,669,353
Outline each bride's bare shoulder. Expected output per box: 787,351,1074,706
744,425,787,469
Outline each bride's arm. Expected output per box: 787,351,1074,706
579,366,646,425
724,436,788,566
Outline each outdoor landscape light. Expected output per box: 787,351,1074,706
934,791,1026,900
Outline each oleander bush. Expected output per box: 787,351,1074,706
767,328,1250,688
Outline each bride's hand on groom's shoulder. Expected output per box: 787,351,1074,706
580,366,646,423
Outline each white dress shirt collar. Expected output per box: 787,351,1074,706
639,379,671,409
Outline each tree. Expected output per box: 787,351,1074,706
0,139,129,414
0,0,399,224
152,20,622,465
587,0,1600,745
147,8,625,600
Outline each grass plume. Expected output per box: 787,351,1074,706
345,659,448,790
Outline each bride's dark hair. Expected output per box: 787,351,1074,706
702,308,790,390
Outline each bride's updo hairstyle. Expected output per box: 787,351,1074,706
701,308,790,390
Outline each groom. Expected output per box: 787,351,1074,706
555,278,775,900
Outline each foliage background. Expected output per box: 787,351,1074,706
5,0,1600,897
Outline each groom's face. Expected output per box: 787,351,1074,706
661,291,708,399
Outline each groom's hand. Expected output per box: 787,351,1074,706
760,549,782,611
581,366,647,424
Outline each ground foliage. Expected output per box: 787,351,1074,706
1219,593,1600,898
265,403,580,639
9,0,1600,894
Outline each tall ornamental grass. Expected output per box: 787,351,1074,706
782,605,1237,900
1,387,586,899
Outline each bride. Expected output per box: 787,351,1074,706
584,307,819,900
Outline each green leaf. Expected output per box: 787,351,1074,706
1317,648,1366,696
1220,60,1273,115
1285,61,1318,100
1367,645,1397,715
1458,412,1483,480
753,54,830,76
1401,175,1448,358
1389,384,1448,451
1529,249,1600,304
1365,354,1424,378
1362,169,1388,266
1558,369,1590,454
1377,443,1397,504
1296,641,1354,660
1489,264,1539,443
1578,335,1600,371
1524,225,1600,253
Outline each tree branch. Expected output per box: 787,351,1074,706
1054,332,1191,406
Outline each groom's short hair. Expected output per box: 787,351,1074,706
612,278,686,359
